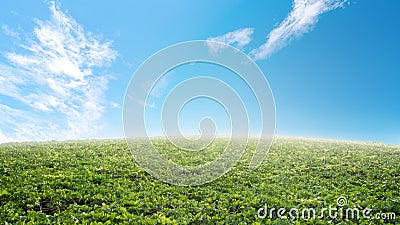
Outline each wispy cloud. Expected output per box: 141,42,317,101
134,99,156,109
207,28,254,53
135,71,173,110
149,73,171,98
1,24,20,39
0,130,14,143
0,1,117,142
251,0,347,60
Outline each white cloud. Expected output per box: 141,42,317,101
207,28,254,53
136,71,173,110
251,0,347,60
0,1,117,143
1,24,20,39
134,99,156,109
0,129,14,143
149,75,170,98
208,28,254,48
111,102,120,109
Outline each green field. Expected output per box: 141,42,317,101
0,137,399,224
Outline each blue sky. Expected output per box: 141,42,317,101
0,0,399,144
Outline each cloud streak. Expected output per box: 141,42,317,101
0,1,117,143
251,0,347,60
207,28,254,53
208,28,254,48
